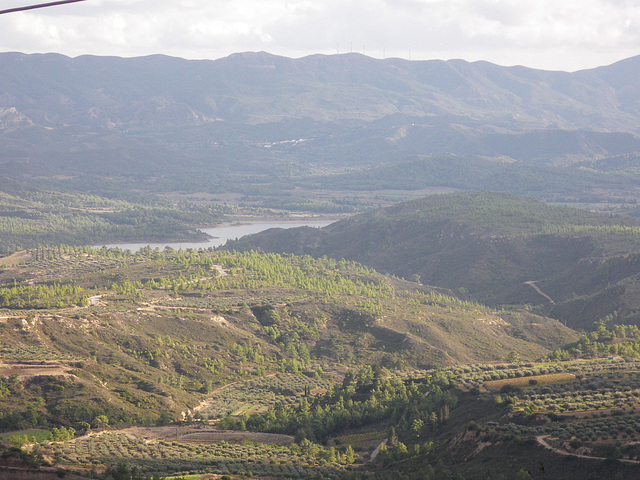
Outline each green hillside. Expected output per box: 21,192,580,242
226,192,640,329
7,247,640,480
305,154,639,206
0,246,574,431
0,178,233,254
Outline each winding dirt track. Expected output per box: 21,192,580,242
524,281,555,304
536,435,640,464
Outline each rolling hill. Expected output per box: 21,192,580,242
225,192,640,329
0,245,575,431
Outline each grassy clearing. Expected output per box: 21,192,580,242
484,373,576,390
0,250,29,267
199,374,329,420
0,428,50,443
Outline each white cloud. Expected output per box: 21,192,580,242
0,0,639,70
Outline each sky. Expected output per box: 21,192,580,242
1,0,640,72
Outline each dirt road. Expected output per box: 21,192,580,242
524,281,555,304
536,435,640,464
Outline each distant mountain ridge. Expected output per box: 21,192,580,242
2,51,640,131
4,51,640,232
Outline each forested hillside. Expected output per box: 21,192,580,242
6,244,640,479
0,245,573,432
0,178,232,254
226,192,640,329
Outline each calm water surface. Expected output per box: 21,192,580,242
94,220,331,252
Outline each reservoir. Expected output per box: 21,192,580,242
94,219,331,252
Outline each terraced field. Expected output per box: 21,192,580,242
42,431,349,478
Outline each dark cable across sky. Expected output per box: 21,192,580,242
0,0,88,16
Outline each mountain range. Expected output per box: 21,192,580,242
3,51,640,204
3,51,640,132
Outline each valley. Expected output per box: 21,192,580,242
5,51,640,479
0,243,639,479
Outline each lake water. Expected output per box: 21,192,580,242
93,220,331,252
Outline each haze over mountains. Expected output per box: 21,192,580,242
3,51,640,202
3,51,640,131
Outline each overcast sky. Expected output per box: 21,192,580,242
1,0,639,71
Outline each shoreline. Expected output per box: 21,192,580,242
213,213,343,227
90,216,338,251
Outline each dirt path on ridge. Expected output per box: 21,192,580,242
524,281,555,304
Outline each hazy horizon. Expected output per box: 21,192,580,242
1,0,639,72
